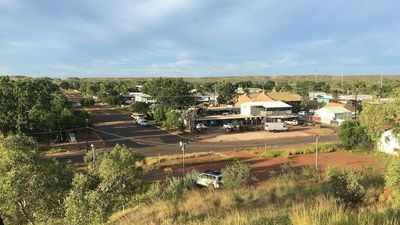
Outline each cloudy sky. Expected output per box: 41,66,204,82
0,0,399,77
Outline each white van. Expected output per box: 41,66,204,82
265,122,288,132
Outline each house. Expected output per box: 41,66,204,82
240,101,297,122
266,92,302,111
234,92,273,107
196,93,217,105
127,92,156,104
309,91,332,103
378,130,400,155
313,106,352,125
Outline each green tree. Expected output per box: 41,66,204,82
65,144,143,224
80,98,95,107
262,80,275,91
385,157,400,205
131,102,149,114
326,166,365,204
153,106,166,123
142,78,194,110
163,111,185,132
217,81,237,104
360,88,400,142
59,81,70,90
0,135,73,224
339,121,370,149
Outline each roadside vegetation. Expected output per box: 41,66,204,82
112,158,400,225
0,76,91,143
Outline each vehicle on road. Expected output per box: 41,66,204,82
223,123,235,132
138,118,149,126
132,113,145,124
196,171,222,188
264,122,288,132
223,123,235,129
298,111,307,115
284,120,299,126
196,123,207,130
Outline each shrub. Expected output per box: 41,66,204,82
385,157,400,205
326,166,365,204
80,97,95,107
339,121,370,150
165,177,185,202
222,161,250,189
260,150,284,158
130,102,149,114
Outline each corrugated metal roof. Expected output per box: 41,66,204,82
241,101,292,108
316,106,351,114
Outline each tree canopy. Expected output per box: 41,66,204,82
142,78,194,110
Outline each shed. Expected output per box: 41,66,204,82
314,106,351,125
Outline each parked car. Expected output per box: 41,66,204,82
223,123,234,129
137,118,149,126
196,123,207,130
298,111,307,115
264,122,288,132
196,171,222,188
285,120,298,126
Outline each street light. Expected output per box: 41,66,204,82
86,118,89,152
91,144,96,171
179,140,190,177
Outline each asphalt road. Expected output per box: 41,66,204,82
54,104,338,163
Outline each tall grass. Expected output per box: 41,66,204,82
111,165,399,225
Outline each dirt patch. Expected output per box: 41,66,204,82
143,151,382,184
198,126,334,143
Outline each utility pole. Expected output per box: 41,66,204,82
86,118,89,152
179,141,190,177
91,144,96,171
315,135,319,171
341,68,344,92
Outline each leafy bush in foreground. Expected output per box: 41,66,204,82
326,166,365,204
385,157,400,205
222,161,250,189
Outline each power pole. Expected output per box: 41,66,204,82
341,69,344,92
315,135,319,171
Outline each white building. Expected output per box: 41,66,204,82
127,92,156,104
240,101,292,116
378,130,400,156
314,106,352,125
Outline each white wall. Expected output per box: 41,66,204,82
240,104,252,116
378,130,400,155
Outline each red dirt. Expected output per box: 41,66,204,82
143,151,383,184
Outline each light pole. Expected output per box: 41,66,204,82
315,135,319,170
91,144,96,171
86,118,89,152
179,141,190,177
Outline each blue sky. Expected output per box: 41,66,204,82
0,0,400,77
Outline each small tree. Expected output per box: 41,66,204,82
80,98,95,107
385,157,400,205
0,135,73,224
131,102,149,114
326,166,365,204
339,120,369,150
60,81,70,90
221,161,250,189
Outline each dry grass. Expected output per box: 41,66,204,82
111,166,400,225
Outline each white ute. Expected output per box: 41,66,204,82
264,122,288,132
196,171,223,188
